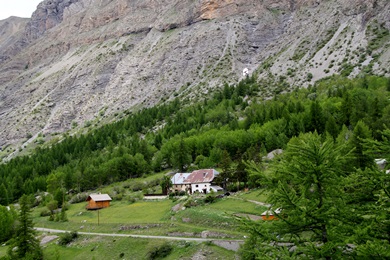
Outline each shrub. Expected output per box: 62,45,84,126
169,191,187,198
69,193,89,204
58,231,78,246
183,198,204,208
204,195,216,204
148,243,173,260
40,209,51,217
131,181,145,192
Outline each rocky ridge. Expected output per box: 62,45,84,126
0,0,389,159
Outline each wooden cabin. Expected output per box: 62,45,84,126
86,194,112,210
261,208,281,221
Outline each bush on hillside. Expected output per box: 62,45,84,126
58,231,78,246
69,193,89,204
204,195,216,204
148,243,173,260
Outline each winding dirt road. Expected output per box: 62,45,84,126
35,227,244,251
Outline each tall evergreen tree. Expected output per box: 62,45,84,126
172,137,191,172
160,176,172,195
242,132,353,259
308,101,325,134
340,92,352,126
343,166,390,258
351,121,373,169
325,114,339,140
8,194,42,260
387,77,390,92
217,150,233,190
0,183,9,206
0,205,16,243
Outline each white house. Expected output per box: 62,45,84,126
184,169,220,194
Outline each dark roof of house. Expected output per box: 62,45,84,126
184,169,219,184
86,194,112,202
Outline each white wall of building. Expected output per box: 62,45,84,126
191,183,211,194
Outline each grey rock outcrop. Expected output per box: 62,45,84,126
0,0,389,159
25,0,80,40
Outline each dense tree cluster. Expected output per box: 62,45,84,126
241,130,390,259
0,75,389,204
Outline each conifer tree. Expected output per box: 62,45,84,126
217,150,233,190
325,114,339,140
8,194,42,260
0,183,9,206
343,166,390,258
387,77,390,92
172,137,191,172
351,121,373,169
0,205,16,243
242,132,353,259
308,101,324,133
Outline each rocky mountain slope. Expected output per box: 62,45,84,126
0,0,389,159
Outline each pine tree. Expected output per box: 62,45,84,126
325,114,339,140
343,167,390,258
242,132,353,259
234,160,248,189
340,92,352,126
308,101,325,133
0,205,16,243
0,183,9,206
351,121,373,169
217,150,233,190
160,176,172,195
8,194,43,259
172,137,192,172
387,78,390,92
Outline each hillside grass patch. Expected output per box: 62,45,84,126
41,236,236,260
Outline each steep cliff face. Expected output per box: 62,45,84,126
25,0,80,40
0,17,29,63
0,0,389,159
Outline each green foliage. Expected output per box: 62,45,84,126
242,132,354,259
8,195,43,259
0,75,389,204
0,206,16,243
46,200,58,214
58,231,78,246
148,243,173,260
160,176,172,195
0,184,9,206
352,121,373,166
204,195,216,204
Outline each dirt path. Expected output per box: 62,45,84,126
228,196,271,208
35,227,244,251
247,200,271,208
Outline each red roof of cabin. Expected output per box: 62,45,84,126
183,169,219,184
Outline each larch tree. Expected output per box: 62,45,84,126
8,194,43,260
241,132,354,259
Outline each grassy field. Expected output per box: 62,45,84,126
40,235,237,260
33,200,174,235
0,246,7,258
234,189,269,202
33,195,266,237
28,187,268,259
